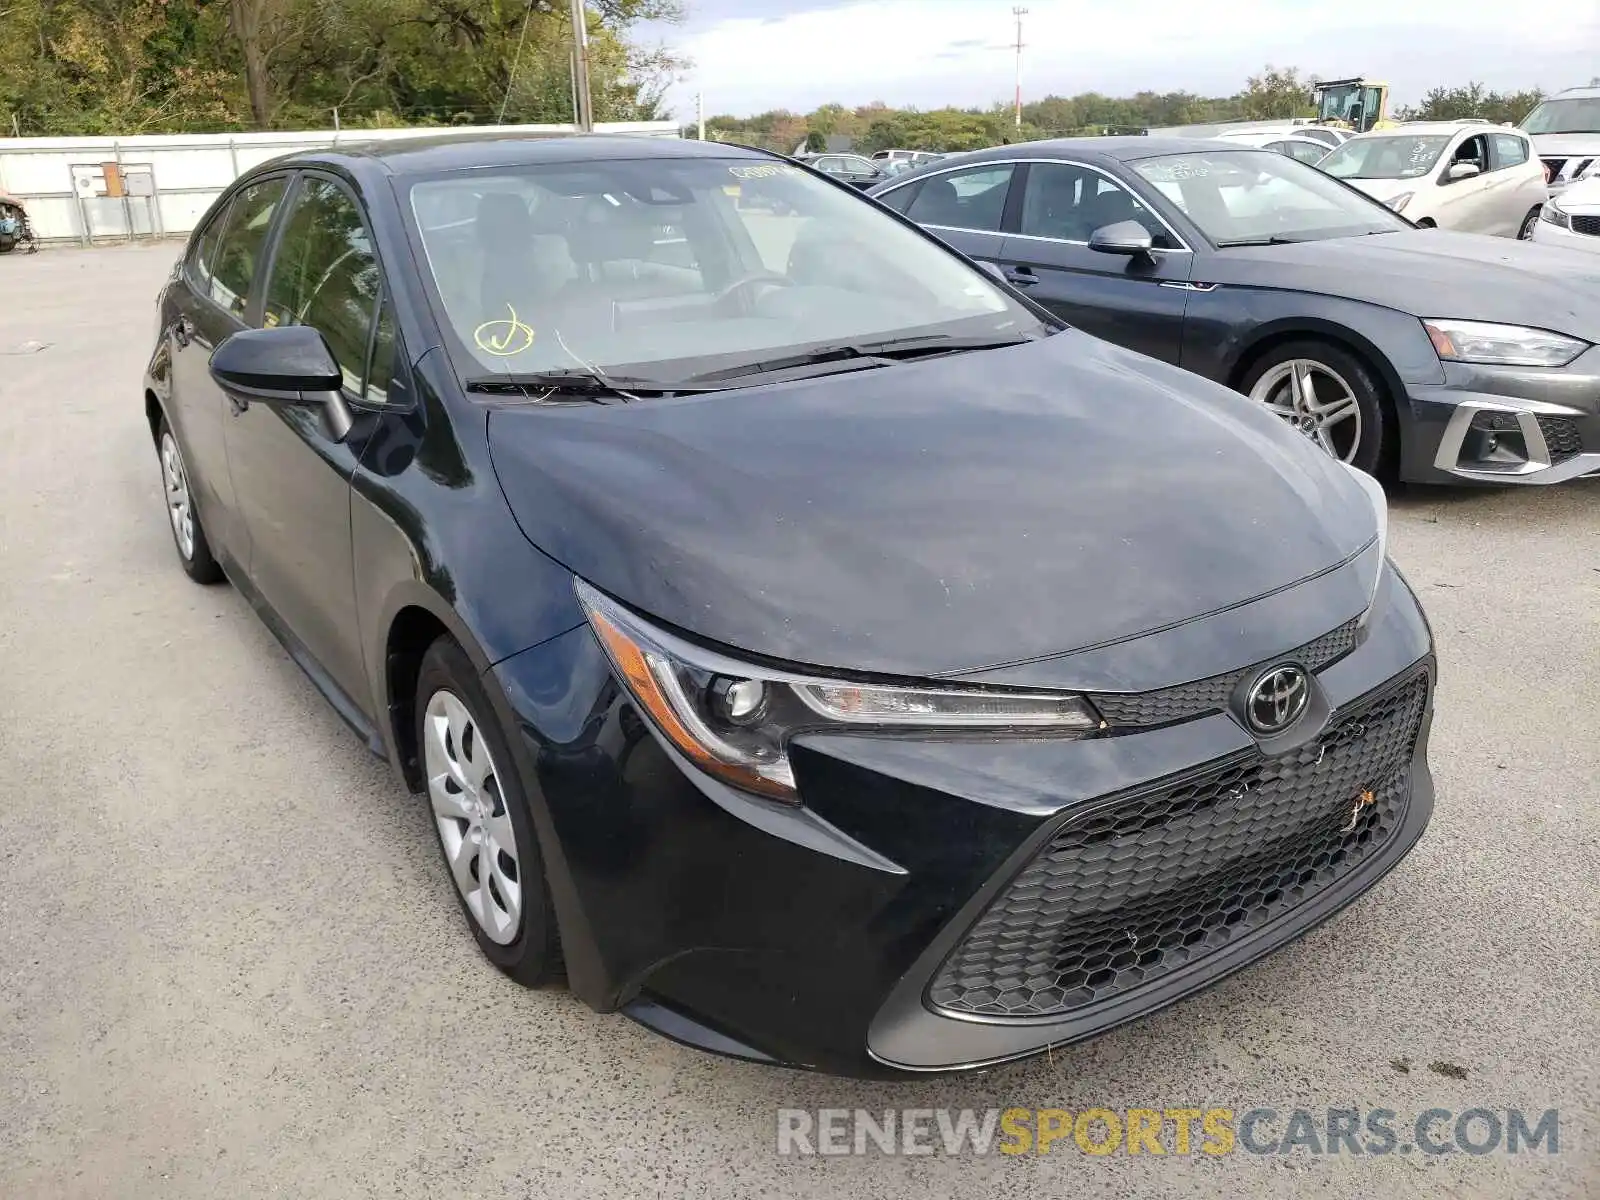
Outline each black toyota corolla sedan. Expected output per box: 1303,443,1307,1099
144,134,1435,1076
869,138,1600,486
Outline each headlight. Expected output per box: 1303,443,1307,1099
1540,202,1571,229
1422,319,1588,368
575,579,1102,803
1339,462,1388,622
1385,192,1413,213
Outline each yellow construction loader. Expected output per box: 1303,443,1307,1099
1313,78,1399,133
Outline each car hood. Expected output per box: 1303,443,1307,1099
1528,132,1600,157
487,333,1376,678
1205,229,1600,340
1343,177,1415,205
1556,176,1600,209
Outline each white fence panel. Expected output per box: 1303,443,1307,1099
0,121,679,245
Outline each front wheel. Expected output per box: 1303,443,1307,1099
156,418,224,583
416,636,560,986
1239,341,1390,475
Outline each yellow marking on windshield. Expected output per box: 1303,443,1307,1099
474,305,536,357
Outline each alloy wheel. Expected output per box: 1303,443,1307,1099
423,689,522,945
1518,210,1539,240
159,431,195,559
1248,359,1363,463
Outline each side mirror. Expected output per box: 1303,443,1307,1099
1088,220,1155,256
1446,162,1481,182
209,325,354,441
975,260,1007,283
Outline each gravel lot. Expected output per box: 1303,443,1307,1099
2,242,1596,1199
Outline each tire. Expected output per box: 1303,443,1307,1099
1238,340,1391,477
1517,206,1541,240
415,635,560,986
156,417,224,584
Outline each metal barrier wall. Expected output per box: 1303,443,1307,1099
0,121,680,246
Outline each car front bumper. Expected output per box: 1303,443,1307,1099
1400,346,1600,485
489,564,1434,1077
1529,214,1600,254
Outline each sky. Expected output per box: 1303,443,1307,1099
637,0,1600,121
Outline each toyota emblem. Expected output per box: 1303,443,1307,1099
1245,665,1309,735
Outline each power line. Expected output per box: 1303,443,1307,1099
498,0,536,125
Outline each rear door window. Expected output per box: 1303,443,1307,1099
208,177,287,319
1491,133,1530,169
905,165,1015,232
187,200,232,292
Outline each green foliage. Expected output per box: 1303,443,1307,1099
1396,82,1545,125
1240,65,1316,121
1,0,685,134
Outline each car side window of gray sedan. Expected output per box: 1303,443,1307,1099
1021,162,1175,248
904,165,1014,232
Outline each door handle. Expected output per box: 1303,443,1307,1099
1003,265,1039,287
173,316,195,347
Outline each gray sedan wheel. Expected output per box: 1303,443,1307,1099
1239,340,1390,476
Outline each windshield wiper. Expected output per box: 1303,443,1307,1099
1215,234,1309,247
684,332,1042,385
464,369,718,402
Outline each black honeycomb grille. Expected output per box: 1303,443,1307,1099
1536,416,1584,464
1571,214,1600,237
1090,619,1360,729
929,672,1429,1019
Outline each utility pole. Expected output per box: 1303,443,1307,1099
696,92,705,140
1011,6,1028,130
569,0,594,132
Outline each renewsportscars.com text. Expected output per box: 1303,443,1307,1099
776,1106,1560,1157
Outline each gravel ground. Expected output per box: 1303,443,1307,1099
1,242,1596,1199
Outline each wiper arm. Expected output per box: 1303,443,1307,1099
1215,234,1306,247
464,370,718,402
684,332,1041,385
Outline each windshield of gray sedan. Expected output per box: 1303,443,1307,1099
405,157,1042,382
1320,135,1451,180
1130,150,1408,245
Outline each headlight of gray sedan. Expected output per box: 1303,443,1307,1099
575,579,1102,803
1423,319,1588,368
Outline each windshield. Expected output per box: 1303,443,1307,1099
405,156,1043,384
1521,97,1600,134
1320,135,1451,179
1130,149,1409,245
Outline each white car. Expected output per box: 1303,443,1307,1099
1529,173,1600,252
1319,123,1548,238
1261,136,1338,166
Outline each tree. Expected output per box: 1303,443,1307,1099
804,129,825,152
1241,64,1315,120
1398,82,1544,125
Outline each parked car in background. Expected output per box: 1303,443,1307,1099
1319,123,1547,237
871,149,944,169
1263,136,1337,166
871,138,1600,485
0,190,35,254
1531,172,1600,252
143,132,1436,1077
1520,85,1600,194
795,152,885,188
1216,126,1347,150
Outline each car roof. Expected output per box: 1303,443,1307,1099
267,133,771,176
927,136,1247,166
1349,123,1515,138
1550,86,1600,99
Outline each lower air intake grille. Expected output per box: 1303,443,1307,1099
1090,619,1360,729
1536,416,1584,464
929,671,1429,1020
1572,214,1600,237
